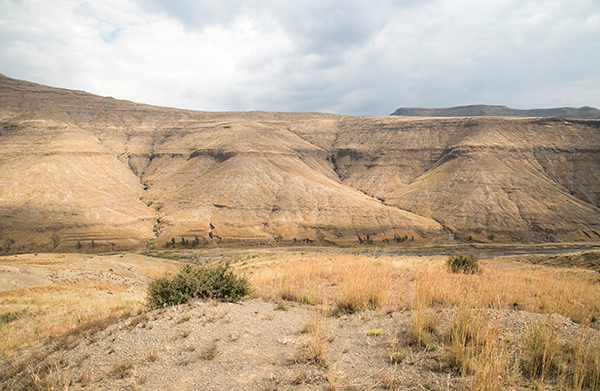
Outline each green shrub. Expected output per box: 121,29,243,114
147,263,250,309
446,253,480,274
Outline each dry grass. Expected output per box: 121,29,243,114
2,249,599,390
247,253,400,313
199,341,219,360
0,253,180,357
556,330,600,390
412,259,600,324
296,310,330,368
242,250,600,390
444,307,509,391
112,359,133,379
0,284,145,357
521,318,560,382
247,252,600,325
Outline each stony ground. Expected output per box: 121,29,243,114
3,298,593,391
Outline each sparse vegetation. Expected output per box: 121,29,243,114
2,249,600,390
296,310,330,368
367,328,383,336
275,301,290,311
0,309,26,325
146,262,250,308
112,359,133,379
389,350,406,364
521,319,560,381
199,341,219,360
146,350,160,362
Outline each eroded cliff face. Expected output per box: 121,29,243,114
330,117,600,242
1,74,599,253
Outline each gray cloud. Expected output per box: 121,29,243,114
1,0,598,115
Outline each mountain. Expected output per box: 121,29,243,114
391,105,600,119
1,74,599,253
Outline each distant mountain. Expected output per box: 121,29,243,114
391,105,600,119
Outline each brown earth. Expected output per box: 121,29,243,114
1,74,600,253
2,299,588,391
1,251,598,391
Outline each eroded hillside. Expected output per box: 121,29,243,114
1,74,599,253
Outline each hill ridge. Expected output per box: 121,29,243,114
1,74,600,253
391,104,600,119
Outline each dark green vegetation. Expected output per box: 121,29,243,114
146,263,250,308
446,253,480,274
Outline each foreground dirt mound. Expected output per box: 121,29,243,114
2,300,597,391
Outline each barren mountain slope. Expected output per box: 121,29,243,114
328,116,600,242
0,75,444,253
1,73,599,252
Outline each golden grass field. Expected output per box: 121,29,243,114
0,253,181,358
1,248,599,390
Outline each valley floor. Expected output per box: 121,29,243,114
1,248,599,390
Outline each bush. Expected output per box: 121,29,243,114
147,263,250,308
446,253,480,274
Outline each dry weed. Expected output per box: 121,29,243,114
146,350,160,362
249,253,396,313
112,359,133,379
413,261,600,324
199,341,218,360
521,318,560,382
444,307,508,390
296,310,330,368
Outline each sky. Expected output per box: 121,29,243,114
1,0,599,116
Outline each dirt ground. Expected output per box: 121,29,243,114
0,251,598,390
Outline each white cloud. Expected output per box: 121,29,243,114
0,0,599,114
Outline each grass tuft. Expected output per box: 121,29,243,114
446,253,480,274
521,318,560,381
296,310,330,368
199,341,219,360
112,359,133,379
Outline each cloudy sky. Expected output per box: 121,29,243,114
1,0,599,115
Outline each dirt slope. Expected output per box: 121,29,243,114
1,74,600,252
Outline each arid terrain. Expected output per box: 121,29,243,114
1,74,600,390
2,74,600,254
1,248,599,390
